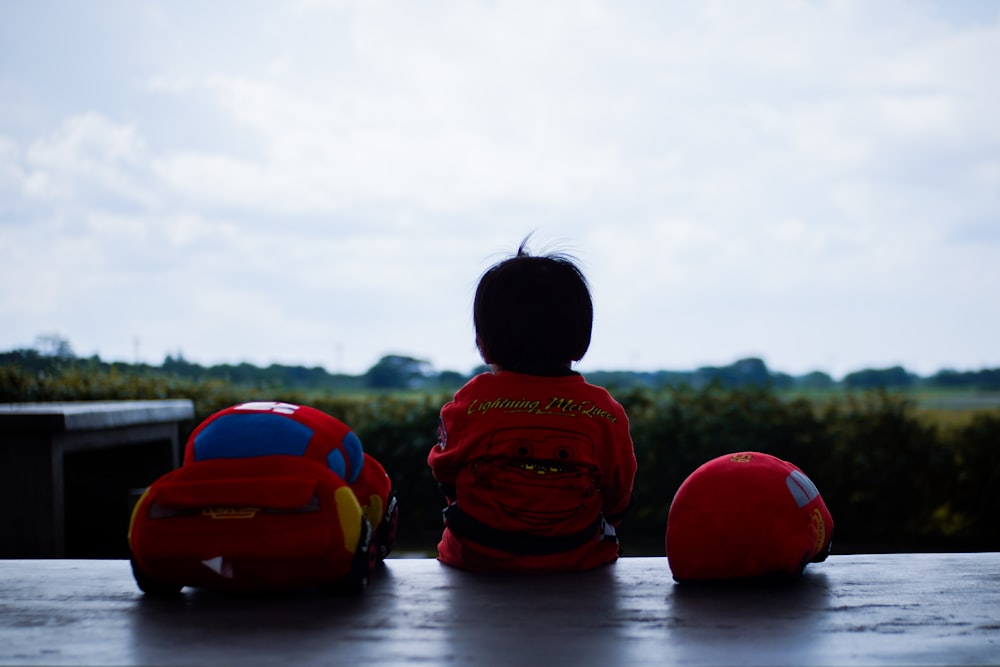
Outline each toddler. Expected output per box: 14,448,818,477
427,240,637,572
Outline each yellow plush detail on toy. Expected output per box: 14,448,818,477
335,486,364,552
128,487,153,546
810,507,827,553
361,494,384,529
202,506,260,519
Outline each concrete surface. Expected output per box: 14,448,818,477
1,554,998,666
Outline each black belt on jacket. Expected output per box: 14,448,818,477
442,504,609,556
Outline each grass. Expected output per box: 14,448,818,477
774,387,1000,427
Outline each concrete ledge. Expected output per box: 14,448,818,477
0,400,195,557
0,554,997,666
0,400,196,432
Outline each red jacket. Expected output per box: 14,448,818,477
428,371,637,572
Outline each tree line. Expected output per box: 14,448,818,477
4,335,1000,393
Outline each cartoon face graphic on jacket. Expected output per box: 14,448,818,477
468,427,601,527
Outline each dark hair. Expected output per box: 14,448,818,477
473,240,593,370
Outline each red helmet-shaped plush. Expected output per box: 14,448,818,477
665,452,833,582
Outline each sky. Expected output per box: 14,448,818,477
1,1,998,380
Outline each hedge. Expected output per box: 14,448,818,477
2,366,998,553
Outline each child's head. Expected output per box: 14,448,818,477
473,240,593,371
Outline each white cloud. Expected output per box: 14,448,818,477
1,0,999,377
22,113,155,208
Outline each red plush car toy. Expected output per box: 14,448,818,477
128,401,397,594
665,451,833,582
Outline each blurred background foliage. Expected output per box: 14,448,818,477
3,342,999,555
